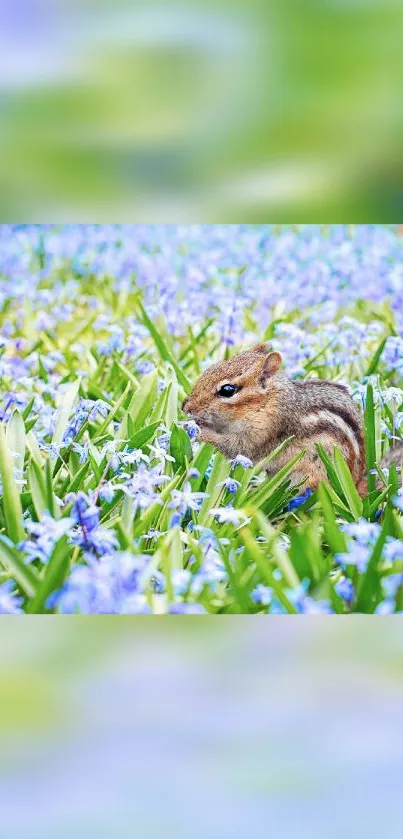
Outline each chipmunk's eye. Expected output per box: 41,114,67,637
217,384,240,398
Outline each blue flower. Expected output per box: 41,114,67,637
185,420,199,440
335,544,371,574
375,598,395,615
251,584,272,606
168,482,208,515
384,540,403,562
50,552,152,614
69,493,118,558
0,580,23,614
232,455,253,470
99,483,116,503
220,478,240,494
393,492,403,513
341,519,381,545
334,577,355,605
381,573,403,598
20,513,75,565
73,496,100,532
287,488,313,510
168,603,207,614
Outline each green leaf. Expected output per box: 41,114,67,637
316,444,345,499
0,535,39,599
365,383,377,495
170,423,193,469
7,411,26,471
333,447,363,520
0,423,25,543
64,460,92,494
118,370,159,439
355,506,392,612
215,538,251,613
127,422,160,452
27,431,43,467
136,297,192,393
45,458,59,518
252,510,300,588
243,450,306,512
365,336,387,376
22,396,35,422
236,437,296,506
165,367,179,427
188,443,214,491
149,383,171,425
96,382,132,439
132,472,183,538
27,535,71,614
238,527,298,614
317,483,347,554
160,527,183,603
289,517,326,584
52,379,80,456
197,453,231,527
121,495,135,536
28,461,48,520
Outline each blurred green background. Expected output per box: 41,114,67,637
1,0,403,220
1,618,403,838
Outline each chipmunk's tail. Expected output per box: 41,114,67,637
357,441,403,497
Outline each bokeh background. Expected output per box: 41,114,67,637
1,617,403,837
1,0,403,221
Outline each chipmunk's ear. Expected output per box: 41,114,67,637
251,342,270,354
259,351,282,387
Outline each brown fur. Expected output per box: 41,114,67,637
183,343,367,492
378,442,403,470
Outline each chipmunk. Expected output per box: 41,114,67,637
183,343,402,494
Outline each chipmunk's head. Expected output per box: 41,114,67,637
182,344,283,457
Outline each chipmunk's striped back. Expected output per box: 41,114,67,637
293,380,365,481
264,377,366,491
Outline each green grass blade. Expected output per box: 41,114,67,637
317,483,347,554
6,411,26,470
355,506,393,612
27,535,71,613
316,444,345,499
238,527,298,614
243,450,306,511
0,535,39,598
0,423,25,543
365,383,377,495
197,453,231,527
333,447,363,520
365,336,387,376
170,423,193,469
52,379,80,455
136,298,192,393
118,369,158,439
95,382,131,440
252,510,300,587
127,422,160,452
28,461,48,520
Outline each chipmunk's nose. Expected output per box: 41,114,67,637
182,398,189,412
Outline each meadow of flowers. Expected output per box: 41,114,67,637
0,223,402,614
